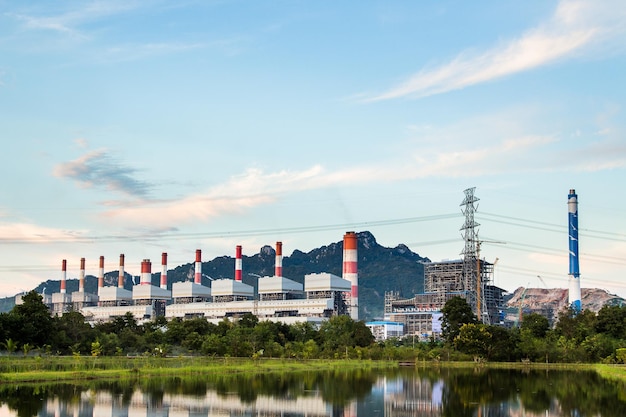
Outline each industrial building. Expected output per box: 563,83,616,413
384,188,505,339
36,232,360,326
365,321,405,342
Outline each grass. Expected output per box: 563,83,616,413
0,356,398,383
1,355,624,384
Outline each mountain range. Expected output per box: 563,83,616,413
0,231,428,320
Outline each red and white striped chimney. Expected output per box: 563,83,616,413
343,231,359,320
118,254,125,288
275,242,283,278
61,259,67,294
141,259,152,285
195,249,202,284
235,245,242,281
161,253,168,290
79,257,86,292
98,256,105,291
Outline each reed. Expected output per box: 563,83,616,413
0,356,397,383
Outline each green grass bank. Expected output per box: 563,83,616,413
0,356,624,384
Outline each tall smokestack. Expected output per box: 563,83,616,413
568,189,582,312
235,245,243,281
275,242,283,278
343,231,359,320
195,249,202,284
79,257,86,292
141,259,152,285
161,253,168,290
118,254,125,288
98,256,104,291
61,259,67,294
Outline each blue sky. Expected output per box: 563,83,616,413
1,0,625,301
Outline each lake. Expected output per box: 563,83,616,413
0,366,624,416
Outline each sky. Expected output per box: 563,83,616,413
0,0,625,302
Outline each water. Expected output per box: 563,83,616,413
0,367,624,416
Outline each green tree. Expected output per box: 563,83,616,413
288,321,318,343
440,296,477,344
595,305,626,339
51,310,95,354
318,316,374,355
9,291,53,348
453,323,491,357
3,338,18,354
554,308,596,344
521,313,550,338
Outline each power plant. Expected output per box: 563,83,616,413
21,188,587,337
41,232,360,326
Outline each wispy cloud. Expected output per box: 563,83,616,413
100,107,625,230
53,149,152,197
0,222,87,243
7,1,140,38
361,0,626,101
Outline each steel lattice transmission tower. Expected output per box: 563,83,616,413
460,187,480,313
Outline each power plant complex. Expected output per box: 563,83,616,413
20,188,584,339
37,232,360,326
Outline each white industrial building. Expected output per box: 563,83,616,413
39,233,361,326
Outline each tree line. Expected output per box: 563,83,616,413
1,291,625,362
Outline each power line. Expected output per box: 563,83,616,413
0,213,462,244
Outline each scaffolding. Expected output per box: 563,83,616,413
383,188,505,337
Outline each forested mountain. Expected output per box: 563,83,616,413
0,231,429,320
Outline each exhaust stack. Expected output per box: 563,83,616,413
568,189,582,312
98,256,104,290
161,253,168,289
343,231,359,320
61,259,67,294
195,250,202,284
79,257,85,292
118,254,125,288
140,259,152,285
235,245,242,281
275,242,283,278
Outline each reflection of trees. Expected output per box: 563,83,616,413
2,368,625,416
435,368,626,417
315,369,378,406
0,385,49,417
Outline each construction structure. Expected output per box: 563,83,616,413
385,188,505,339
41,232,359,326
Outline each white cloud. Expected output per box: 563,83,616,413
0,223,86,243
7,1,140,38
362,0,626,102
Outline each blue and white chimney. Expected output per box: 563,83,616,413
568,189,581,312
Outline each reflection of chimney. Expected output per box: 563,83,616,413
118,254,125,288
195,249,202,284
235,245,242,281
275,242,283,278
98,256,105,291
79,257,86,292
61,259,67,294
343,231,358,321
141,259,152,285
161,253,168,290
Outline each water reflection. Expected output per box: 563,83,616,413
0,367,624,417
